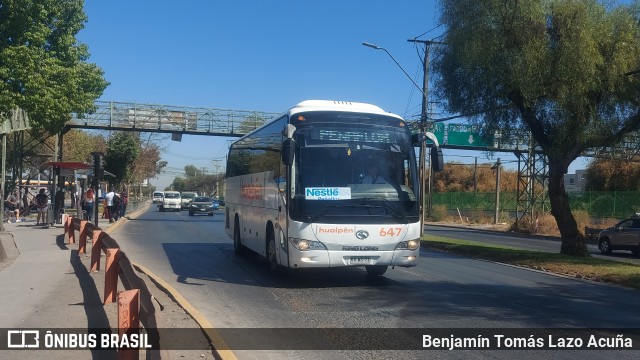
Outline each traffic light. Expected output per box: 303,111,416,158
92,152,104,179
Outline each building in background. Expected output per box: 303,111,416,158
563,169,587,192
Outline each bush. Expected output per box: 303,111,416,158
430,205,450,222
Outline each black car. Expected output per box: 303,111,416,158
189,196,215,216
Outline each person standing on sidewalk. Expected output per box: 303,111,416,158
35,188,49,225
112,192,122,221
84,187,95,220
105,188,115,223
119,192,128,218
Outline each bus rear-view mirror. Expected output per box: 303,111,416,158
431,147,444,172
282,138,295,166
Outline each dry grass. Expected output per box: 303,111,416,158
436,210,622,238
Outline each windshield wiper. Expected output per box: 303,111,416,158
361,197,409,224
307,204,381,223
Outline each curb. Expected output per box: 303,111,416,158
131,262,238,360
0,232,18,269
104,200,151,235
107,200,238,359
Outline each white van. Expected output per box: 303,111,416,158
152,191,164,204
160,191,181,212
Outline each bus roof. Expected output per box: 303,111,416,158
289,100,402,119
231,100,405,146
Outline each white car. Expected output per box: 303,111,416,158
180,192,197,209
160,191,181,212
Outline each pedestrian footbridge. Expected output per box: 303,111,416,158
68,101,280,137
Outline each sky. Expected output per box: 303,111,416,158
77,0,590,190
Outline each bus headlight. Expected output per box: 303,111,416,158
290,238,327,251
395,239,420,250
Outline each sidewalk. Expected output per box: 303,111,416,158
0,215,120,359
0,202,216,360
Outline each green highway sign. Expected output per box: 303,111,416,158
446,123,493,147
426,122,445,145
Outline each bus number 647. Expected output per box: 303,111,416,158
379,228,402,236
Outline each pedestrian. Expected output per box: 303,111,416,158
120,192,128,218
84,187,95,221
5,189,21,223
105,187,116,223
112,192,122,221
35,188,49,225
55,189,65,224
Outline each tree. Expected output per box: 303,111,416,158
184,165,200,179
0,0,108,133
104,132,139,188
585,158,640,191
433,0,640,256
129,143,165,184
169,177,186,192
432,162,518,192
62,129,107,162
169,164,220,194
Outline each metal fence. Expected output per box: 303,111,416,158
431,191,640,219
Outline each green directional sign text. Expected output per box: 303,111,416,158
446,123,492,147
427,122,445,145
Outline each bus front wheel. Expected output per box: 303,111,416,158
267,232,282,274
365,265,388,276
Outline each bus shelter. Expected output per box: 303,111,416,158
41,161,92,224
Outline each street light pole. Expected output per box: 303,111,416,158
363,40,444,235
362,42,425,98
406,39,447,230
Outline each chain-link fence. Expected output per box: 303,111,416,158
431,191,640,220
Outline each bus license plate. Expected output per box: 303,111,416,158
349,256,373,264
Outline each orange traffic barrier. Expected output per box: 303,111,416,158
64,215,70,243
90,229,104,272
118,289,140,360
62,213,169,359
104,248,121,304
78,220,89,254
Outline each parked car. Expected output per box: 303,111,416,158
210,199,220,210
189,196,215,216
598,215,640,256
160,191,181,212
180,192,197,209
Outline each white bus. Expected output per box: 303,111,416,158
225,100,441,276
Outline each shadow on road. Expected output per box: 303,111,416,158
161,242,400,289
69,249,116,359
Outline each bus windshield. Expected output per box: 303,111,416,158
290,120,419,224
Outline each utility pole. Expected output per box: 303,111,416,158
407,39,446,233
493,158,501,224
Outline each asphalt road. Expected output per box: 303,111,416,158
425,224,640,265
110,207,640,359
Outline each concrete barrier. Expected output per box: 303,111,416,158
63,215,168,359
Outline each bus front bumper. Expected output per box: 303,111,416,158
287,249,419,269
